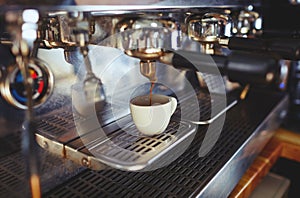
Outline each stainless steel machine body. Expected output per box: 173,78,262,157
0,0,297,197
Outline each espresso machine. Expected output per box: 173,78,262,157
0,0,299,197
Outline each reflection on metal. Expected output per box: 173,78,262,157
289,0,300,5
116,17,176,54
115,17,176,86
188,99,237,125
139,60,157,82
187,13,231,43
278,60,290,91
232,9,261,37
196,95,289,198
240,84,250,100
186,12,231,54
0,58,54,109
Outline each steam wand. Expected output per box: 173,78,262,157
80,44,106,106
6,10,41,198
16,43,41,198
70,12,106,108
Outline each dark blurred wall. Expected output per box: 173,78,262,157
262,0,300,38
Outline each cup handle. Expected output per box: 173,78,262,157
170,97,178,115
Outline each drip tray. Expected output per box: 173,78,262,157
36,114,196,171
35,90,235,171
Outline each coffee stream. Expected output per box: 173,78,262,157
149,82,155,106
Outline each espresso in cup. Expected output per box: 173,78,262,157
130,94,177,136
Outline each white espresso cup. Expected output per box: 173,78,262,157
130,94,177,136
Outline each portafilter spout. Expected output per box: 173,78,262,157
140,60,157,83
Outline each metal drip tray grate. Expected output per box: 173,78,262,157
0,146,84,197
72,117,195,170
176,92,236,123
36,102,129,143
35,103,196,171
36,109,79,139
44,91,288,198
53,111,196,171
0,152,28,197
35,90,233,171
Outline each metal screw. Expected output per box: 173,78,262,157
82,158,90,167
42,141,48,149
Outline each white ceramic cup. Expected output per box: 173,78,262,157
130,94,177,136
